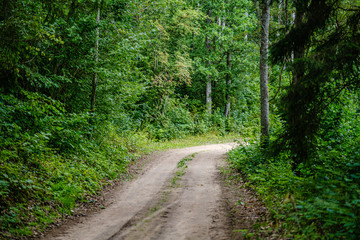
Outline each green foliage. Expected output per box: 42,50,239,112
248,2,360,236
144,98,212,141
270,0,360,168
0,0,259,238
0,92,141,238
0,88,237,238
229,91,360,239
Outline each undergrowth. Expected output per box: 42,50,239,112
228,135,360,239
0,91,239,239
228,92,360,239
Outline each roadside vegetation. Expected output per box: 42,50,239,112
1,0,359,239
228,0,360,238
229,98,360,239
0,0,256,237
0,97,237,238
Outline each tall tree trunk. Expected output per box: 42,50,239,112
292,0,306,84
162,94,169,116
277,0,282,38
245,12,248,40
285,0,288,26
90,3,100,112
225,51,231,117
278,0,282,25
205,10,212,114
259,0,270,144
206,74,212,114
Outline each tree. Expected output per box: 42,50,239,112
259,0,270,144
271,0,360,169
205,9,213,114
225,50,231,117
91,0,101,112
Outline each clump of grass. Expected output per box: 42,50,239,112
170,153,197,187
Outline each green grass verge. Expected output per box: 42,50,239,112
147,131,240,151
228,143,360,239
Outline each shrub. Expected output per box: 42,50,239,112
0,92,139,238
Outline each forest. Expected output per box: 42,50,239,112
0,0,359,239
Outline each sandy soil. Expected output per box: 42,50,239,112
41,143,239,240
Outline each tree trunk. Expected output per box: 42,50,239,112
292,1,305,84
278,1,282,25
206,75,212,114
205,10,212,114
225,51,231,117
259,0,270,144
245,12,248,40
162,94,169,116
90,4,100,112
285,0,288,26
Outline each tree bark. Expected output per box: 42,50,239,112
259,0,270,144
91,3,100,112
205,10,212,114
225,51,231,117
206,75,212,114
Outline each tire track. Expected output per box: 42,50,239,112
43,143,236,240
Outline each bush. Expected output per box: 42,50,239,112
229,139,360,239
0,92,140,238
229,97,360,238
145,99,196,141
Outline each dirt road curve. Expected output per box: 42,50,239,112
44,143,237,240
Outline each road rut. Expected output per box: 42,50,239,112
44,143,236,240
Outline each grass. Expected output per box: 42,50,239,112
170,153,197,187
146,131,241,151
